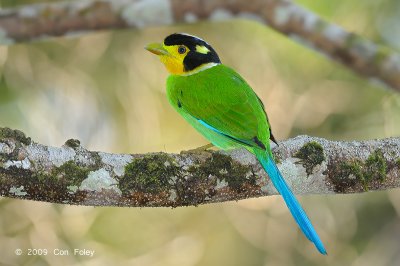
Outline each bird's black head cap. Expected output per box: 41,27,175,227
164,33,221,72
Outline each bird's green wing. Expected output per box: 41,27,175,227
167,64,270,149
256,94,278,145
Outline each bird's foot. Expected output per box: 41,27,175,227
180,143,215,155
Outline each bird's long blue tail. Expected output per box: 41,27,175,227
255,149,327,255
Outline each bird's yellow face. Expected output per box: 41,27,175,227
145,43,189,75
145,33,221,76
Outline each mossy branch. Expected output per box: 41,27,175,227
0,0,399,92
1,127,400,207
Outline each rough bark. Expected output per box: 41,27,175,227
0,0,399,92
1,127,399,207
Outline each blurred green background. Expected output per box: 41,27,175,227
1,0,400,265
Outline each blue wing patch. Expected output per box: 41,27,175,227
197,119,255,148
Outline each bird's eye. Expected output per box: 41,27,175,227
178,46,186,54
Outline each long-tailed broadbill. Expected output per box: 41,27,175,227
145,33,326,254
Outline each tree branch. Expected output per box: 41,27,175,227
1,127,399,207
0,0,400,91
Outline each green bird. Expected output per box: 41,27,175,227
145,33,326,254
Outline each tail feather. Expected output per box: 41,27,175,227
255,149,327,255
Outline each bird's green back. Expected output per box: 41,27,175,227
166,64,272,153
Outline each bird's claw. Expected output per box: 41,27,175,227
180,143,214,155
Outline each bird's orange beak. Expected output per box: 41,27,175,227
145,43,169,56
